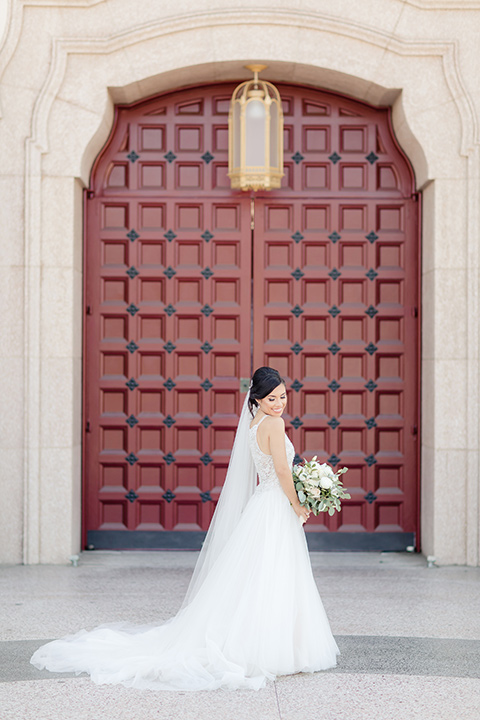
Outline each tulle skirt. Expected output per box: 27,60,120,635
31,485,340,691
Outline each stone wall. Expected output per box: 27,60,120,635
1,0,479,564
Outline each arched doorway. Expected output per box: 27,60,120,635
83,83,419,551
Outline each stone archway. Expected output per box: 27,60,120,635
14,6,478,564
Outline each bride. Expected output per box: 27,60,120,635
31,366,340,691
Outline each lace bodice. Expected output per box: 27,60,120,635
248,415,295,493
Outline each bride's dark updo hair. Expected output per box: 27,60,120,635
248,366,286,416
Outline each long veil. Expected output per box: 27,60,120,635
180,391,257,608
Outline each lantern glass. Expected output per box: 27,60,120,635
245,100,266,167
270,101,278,167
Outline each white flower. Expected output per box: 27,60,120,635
320,476,333,490
319,463,334,478
308,486,321,499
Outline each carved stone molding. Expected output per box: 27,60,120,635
2,2,478,564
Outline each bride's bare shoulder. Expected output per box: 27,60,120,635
264,416,285,433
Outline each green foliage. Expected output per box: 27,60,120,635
292,458,350,516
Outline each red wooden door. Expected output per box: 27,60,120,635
84,84,419,550
84,87,252,549
253,88,418,548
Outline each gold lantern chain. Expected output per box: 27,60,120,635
246,63,267,85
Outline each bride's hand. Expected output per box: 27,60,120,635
293,502,310,523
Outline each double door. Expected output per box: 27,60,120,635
84,192,418,549
83,82,419,550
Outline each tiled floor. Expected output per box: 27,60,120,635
1,551,479,719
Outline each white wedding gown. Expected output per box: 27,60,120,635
31,415,340,690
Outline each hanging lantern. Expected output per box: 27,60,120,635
228,64,284,191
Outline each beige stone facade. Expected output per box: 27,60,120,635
1,0,479,565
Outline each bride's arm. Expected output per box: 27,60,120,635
268,418,310,523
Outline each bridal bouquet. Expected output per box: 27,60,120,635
293,456,350,523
